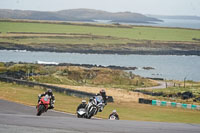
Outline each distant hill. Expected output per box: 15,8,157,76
0,8,161,23
147,15,200,20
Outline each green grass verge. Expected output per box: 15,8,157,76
146,82,200,104
0,21,200,42
0,81,200,123
153,86,200,96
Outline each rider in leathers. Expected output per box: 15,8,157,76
109,110,119,120
38,89,55,109
98,89,108,105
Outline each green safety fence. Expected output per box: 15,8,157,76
182,104,187,109
191,105,197,109
171,102,176,107
152,100,157,105
161,101,167,106
151,100,199,111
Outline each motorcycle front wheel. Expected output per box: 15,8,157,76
37,104,45,116
87,107,97,119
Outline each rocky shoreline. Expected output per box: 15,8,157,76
3,61,154,71
1,46,200,56
58,63,154,70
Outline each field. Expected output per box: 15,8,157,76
0,20,200,54
1,81,200,124
0,21,200,41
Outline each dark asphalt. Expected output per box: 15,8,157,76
0,99,200,133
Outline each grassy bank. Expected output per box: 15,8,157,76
0,81,200,124
145,81,200,104
0,63,157,89
0,20,200,55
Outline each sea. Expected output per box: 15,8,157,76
0,50,200,81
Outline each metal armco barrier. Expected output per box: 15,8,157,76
0,76,114,102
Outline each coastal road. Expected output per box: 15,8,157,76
0,99,200,133
137,81,174,90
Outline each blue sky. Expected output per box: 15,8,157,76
0,0,200,16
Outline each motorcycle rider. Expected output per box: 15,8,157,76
109,110,119,120
76,100,87,111
86,89,108,113
38,89,55,109
98,89,108,105
93,93,104,112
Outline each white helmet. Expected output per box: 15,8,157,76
112,110,117,113
82,100,86,103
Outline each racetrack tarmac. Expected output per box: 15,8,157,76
0,99,200,133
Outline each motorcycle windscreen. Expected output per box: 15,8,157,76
44,97,49,102
95,96,103,103
78,109,86,115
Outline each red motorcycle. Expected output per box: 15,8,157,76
36,95,50,116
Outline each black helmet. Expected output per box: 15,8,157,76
99,89,105,95
47,89,52,95
89,97,93,102
96,93,100,96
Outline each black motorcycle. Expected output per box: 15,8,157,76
77,108,86,118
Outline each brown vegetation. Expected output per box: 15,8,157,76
48,84,153,103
